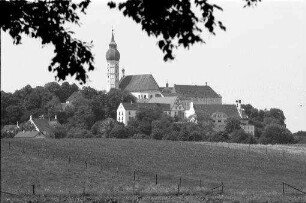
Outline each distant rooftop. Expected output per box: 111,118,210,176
121,102,170,111
173,84,221,99
119,74,160,92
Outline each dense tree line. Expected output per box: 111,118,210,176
103,105,295,145
1,83,296,144
1,82,136,138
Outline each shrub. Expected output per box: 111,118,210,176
225,118,241,134
209,131,228,142
108,124,128,139
151,128,164,140
53,126,67,139
131,133,150,139
67,127,88,138
163,131,179,141
259,124,295,144
189,130,203,141
91,118,117,138
230,129,257,144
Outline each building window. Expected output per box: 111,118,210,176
144,95,147,99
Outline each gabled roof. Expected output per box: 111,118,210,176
32,118,59,135
15,131,42,138
119,74,160,92
194,104,241,118
148,96,179,107
121,102,170,111
61,102,72,111
66,91,83,103
173,85,221,98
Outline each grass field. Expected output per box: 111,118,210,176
1,138,306,202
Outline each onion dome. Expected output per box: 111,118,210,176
106,30,120,61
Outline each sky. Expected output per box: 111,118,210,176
1,0,305,132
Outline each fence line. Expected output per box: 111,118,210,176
282,182,306,195
211,182,224,194
1,191,19,196
3,141,306,199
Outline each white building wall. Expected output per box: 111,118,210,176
107,60,119,92
131,90,163,100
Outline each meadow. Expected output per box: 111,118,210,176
1,138,306,202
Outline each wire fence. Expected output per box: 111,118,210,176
2,141,306,199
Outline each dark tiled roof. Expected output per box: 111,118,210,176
119,74,160,92
32,118,59,135
15,131,42,138
66,91,83,103
121,102,170,111
194,104,240,118
173,85,221,98
148,96,178,106
160,87,174,93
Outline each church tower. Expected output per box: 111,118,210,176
106,29,120,92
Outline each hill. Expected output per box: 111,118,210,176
1,138,306,202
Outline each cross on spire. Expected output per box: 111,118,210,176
111,27,115,42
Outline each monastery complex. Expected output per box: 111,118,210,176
105,31,255,135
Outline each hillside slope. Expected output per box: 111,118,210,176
1,139,306,202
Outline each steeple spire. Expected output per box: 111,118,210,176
111,28,115,42
109,28,117,49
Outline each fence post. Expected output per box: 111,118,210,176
85,161,87,169
32,184,35,195
155,174,158,185
282,182,285,195
221,182,224,194
179,177,182,190
265,147,268,154
177,183,180,195
68,156,71,164
199,179,202,188
133,171,136,181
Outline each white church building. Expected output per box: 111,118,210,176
105,30,163,99
106,30,255,136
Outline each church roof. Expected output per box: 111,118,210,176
173,85,221,99
121,102,170,111
194,104,240,118
106,30,120,61
148,96,178,107
119,74,160,92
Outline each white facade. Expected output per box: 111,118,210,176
106,60,120,92
117,103,137,126
241,124,255,136
132,90,163,100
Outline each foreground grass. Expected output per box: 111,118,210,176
1,138,306,202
